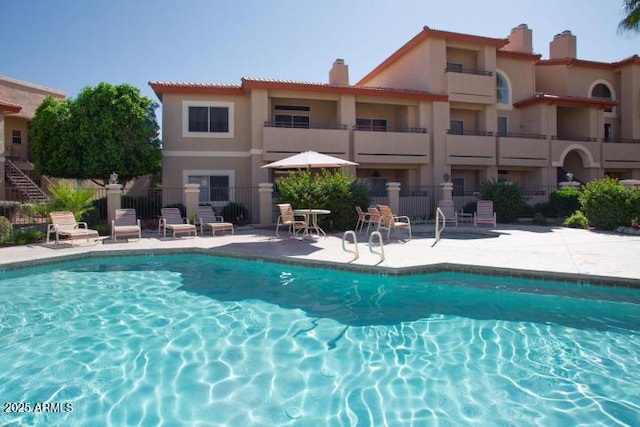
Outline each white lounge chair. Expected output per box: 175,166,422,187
112,209,142,241
47,211,99,245
196,206,234,236
474,200,497,228
159,208,197,238
437,200,458,226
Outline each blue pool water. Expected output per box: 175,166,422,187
1,255,639,426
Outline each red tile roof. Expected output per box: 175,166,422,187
514,93,618,109
0,100,22,114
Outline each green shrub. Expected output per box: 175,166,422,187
11,228,45,245
276,169,370,231
479,180,526,223
579,177,640,230
532,212,548,225
549,188,581,217
0,216,12,243
563,210,589,229
532,201,556,218
221,202,249,225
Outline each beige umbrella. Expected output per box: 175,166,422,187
262,150,358,208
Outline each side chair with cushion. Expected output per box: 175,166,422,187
159,208,197,238
112,209,142,241
196,206,234,236
378,204,412,240
276,203,307,238
437,200,458,227
47,211,99,245
355,206,371,233
366,206,382,234
474,200,497,228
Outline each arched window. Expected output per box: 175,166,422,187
496,72,510,105
589,81,614,114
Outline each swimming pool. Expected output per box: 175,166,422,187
1,254,639,426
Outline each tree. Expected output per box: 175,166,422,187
30,82,162,186
619,0,640,34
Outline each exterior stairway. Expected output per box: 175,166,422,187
4,159,49,203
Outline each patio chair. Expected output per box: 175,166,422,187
276,203,307,237
378,204,412,240
474,200,497,228
47,211,99,245
366,206,383,234
355,206,371,232
159,208,197,238
112,209,142,241
437,200,458,227
196,206,234,236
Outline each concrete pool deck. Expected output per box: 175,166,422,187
1,223,639,286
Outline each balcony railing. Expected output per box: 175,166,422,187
353,125,427,133
551,135,597,142
447,129,494,137
264,121,347,130
497,132,547,140
444,64,493,76
604,138,640,144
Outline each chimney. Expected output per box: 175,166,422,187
503,23,533,54
329,59,349,86
550,30,577,59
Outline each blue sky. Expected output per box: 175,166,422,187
2,0,637,107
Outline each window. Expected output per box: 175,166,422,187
497,117,508,137
356,118,388,131
446,62,463,73
274,114,310,128
183,101,234,138
604,123,613,142
11,130,22,144
452,178,464,197
449,120,464,135
188,175,230,203
371,178,387,197
590,82,614,114
496,72,510,105
498,169,509,183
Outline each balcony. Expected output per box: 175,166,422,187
446,130,496,165
497,133,549,167
262,122,349,162
603,139,640,169
353,127,429,164
445,66,495,104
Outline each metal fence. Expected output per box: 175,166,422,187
2,183,565,232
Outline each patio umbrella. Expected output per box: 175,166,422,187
262,150,358,208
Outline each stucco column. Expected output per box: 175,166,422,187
441,182,453,201
258,183,274,227
106,184,123,231
387,182,401,213
183,183,200,220
558,181,580,190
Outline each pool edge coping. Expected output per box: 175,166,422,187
1,246,639,289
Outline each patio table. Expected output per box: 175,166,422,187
293,209,331,238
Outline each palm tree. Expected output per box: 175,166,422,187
618,0,640,34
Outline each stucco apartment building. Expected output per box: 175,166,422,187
150,24,640,217
0,75,66,201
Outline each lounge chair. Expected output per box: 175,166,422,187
437,200,458,226
378,204,412,240
112,209,142,241
276,203,307,237
47,211,99,245
159,208,197,238
196,206,234,236
355,206,371,232
474,200,497,228
366,206,382,234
